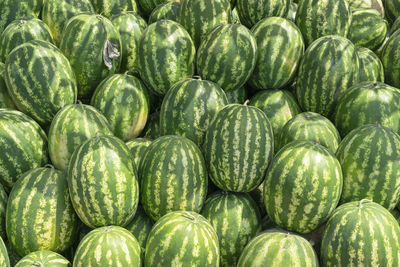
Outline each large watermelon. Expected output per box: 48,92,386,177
139,135,208,221
381,29,400,88
6,167,78,257
0,63,14,109
160,78,228,146
91,0,138,18
357,47,385,82
226,86,246,104
145,211,220,267
148,2,180,23
124,205,153,250
126,138,152,168
0,0,43,33
142,111,161,139
15,251,70,267
67,135,139,228
346,0,385,17
385,0,400,23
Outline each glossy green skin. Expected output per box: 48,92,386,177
0,63,14,109
126,138,152,169
385,0,400,23
124,205,153,250
0,0,43,33
91,0,138,18
357,47,384,83
15,251,70,267
148,2,180,23
381,29,400,88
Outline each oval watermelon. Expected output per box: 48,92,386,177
15,251,70,267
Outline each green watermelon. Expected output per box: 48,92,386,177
385,0,400,23
148,2,180,23
5,40,77,126
6,167,78,257
124,205,153,250
48,103,113,171
0,18,54,63
126,138,152,169
201,191,261,267
0,63,14,109
295,0,352,46
111,12,147,73
203,104,274,192
334,82,400,136
160,78,228,146
278,112,341,154
249,89,301,153
381,29,400,88
0,0,43,33
346,0,385,17
67,135,139,228
287,2,298,21
142,111,160,139
179,0,232,48
41,0,95,45
0,109,48,189
357,46,385,82
264,141,343,233
226,86,246,104
0,185,7,241
145,211,220,267
196,24,257,92
248,17,304,90
237,230,319,267
60,14,121,100
91,74,150,141
15,251,70,267
137,0,169,16
321,200,400,266
74,226,141,267
392,208,400,224
0,238,9,267
138,20,195,96
236,0,290,28
139,135,208,221
390,16,400,35
91,0,138,18
296,35,359,117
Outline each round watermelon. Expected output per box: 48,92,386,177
225,86,246,104
126,138,152,169
0,0,42,33
148,2,180,23
15,251,70,267
346,0,385,17
381,28,400,88
137,0,169,16
357,46,385,83
91,0,138,18
124,205,153,250
385,0,400,23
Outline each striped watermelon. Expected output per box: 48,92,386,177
91,74,150,141
160,78,228,146
264,141,343,233
357,47,385,82
237,230,319,267
203,104,274,192
295,0,352,46
15,251,70,267
67,135,139,228
385,0,400,23
111,12,147,73
60,14,121,100
0,18,54,63
0,238,8,267
391,16,400,34
41,0,95,45
138,20,195,96
74,226,141,267
139,135,208,221
145,211,220,267
392,208,400,224
336,124,400,210
48,103,113,171
278,112,341,154
179,0,232,48
126,138,152,169
148,2,180,24
226,86,246,104
296,35,360,117
334,82,400,136
381,29,400,88
249,89,301,153
0,185,7,240
287,2,298,21
0,63,14,109
137,0,169,16
249,17,304,90
124,205,153,250
91,0,138,18
196,24,257,92
142,111,160,139
0,109,48,189
201,191,261,267
346,0,385,17
321,200,400,266
6,167,78,257
0,0,42,33
236,0,290,28
5,40,77,126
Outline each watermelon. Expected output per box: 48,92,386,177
126,138,152,169
248,17,304,90
5,40,77,126
321,200,400,266
236,0,290,28
91,74,150,141
201,191,261,267
160,78,228,147
381,29,400,88
74,226,141,267
357,46,385,82
226,86,246,104
334,82,400,136
142,111,160,139
111,12,147,73
278,112,341,154
249,89,301,153
91,0,138,18
137,0,169,16
179,0,232,48
237,230,319,267
295,0,352,46
0,18,54,63
60,14,121,100
15,251,70,267
197,24,257,92
0,238,9,267
148,2,180,24
41,0,95,45
139,135,208,221
296,35,359,117
385,0,400,23
264,141,343,233
48,103,113,171
138,20,195,96
145,211,220,267
124,205,153,250
0,0,43,33
203,104,274,192
392,208,400,224
67,135,139,228
287,2,298,21
346,0,385,17
391,16,400,35
0,109,48,189
6,167,78,257
0,63,14,109
0,185,7,240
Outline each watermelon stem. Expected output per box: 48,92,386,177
359,199,372,208
244,99,250,106
44,164,54,169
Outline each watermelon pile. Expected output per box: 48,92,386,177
1,0,400,266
